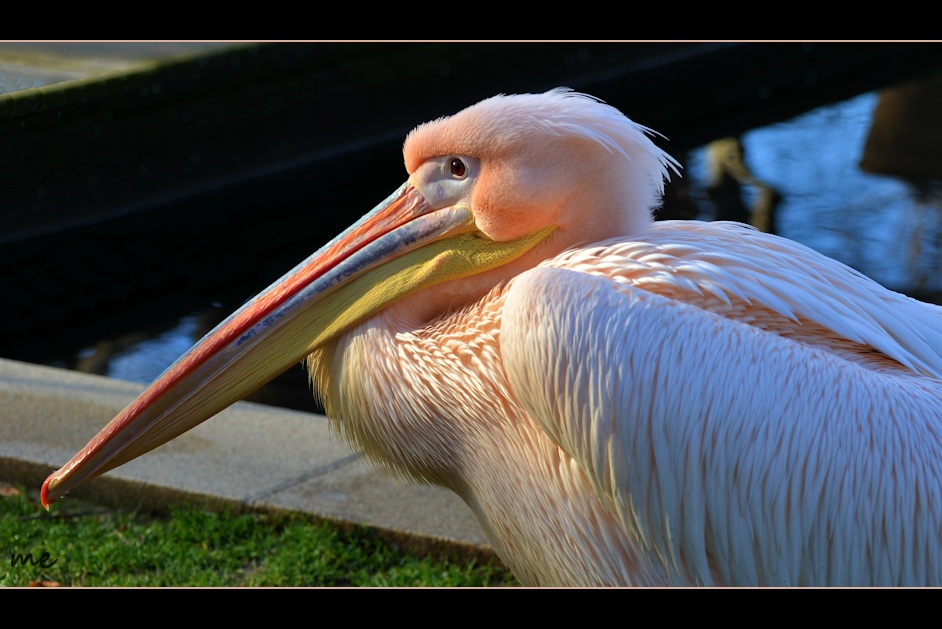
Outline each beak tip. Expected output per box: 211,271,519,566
40,476,57,510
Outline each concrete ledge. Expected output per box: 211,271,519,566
0,357,495,563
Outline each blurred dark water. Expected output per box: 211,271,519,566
9,74,942,413
684,89,942,298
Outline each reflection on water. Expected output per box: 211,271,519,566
73,85,942,397
79,314,204,384
687,91,942,295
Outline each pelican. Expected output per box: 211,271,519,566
41,88,942,586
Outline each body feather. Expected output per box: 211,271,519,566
311,219,942,586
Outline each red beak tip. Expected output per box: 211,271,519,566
40,477,55,510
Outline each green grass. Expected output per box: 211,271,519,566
1,483,518,587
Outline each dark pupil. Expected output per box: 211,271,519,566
450,158,466,177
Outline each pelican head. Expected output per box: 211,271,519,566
41,88,677,507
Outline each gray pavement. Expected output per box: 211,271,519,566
0,42,240,94
0,357,494,561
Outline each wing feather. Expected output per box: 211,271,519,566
501,231,942,585
550,221,942,377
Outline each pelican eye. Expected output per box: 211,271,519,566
411,155,477,208
449,157,467,178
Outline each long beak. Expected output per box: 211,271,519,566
42,182,553,508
